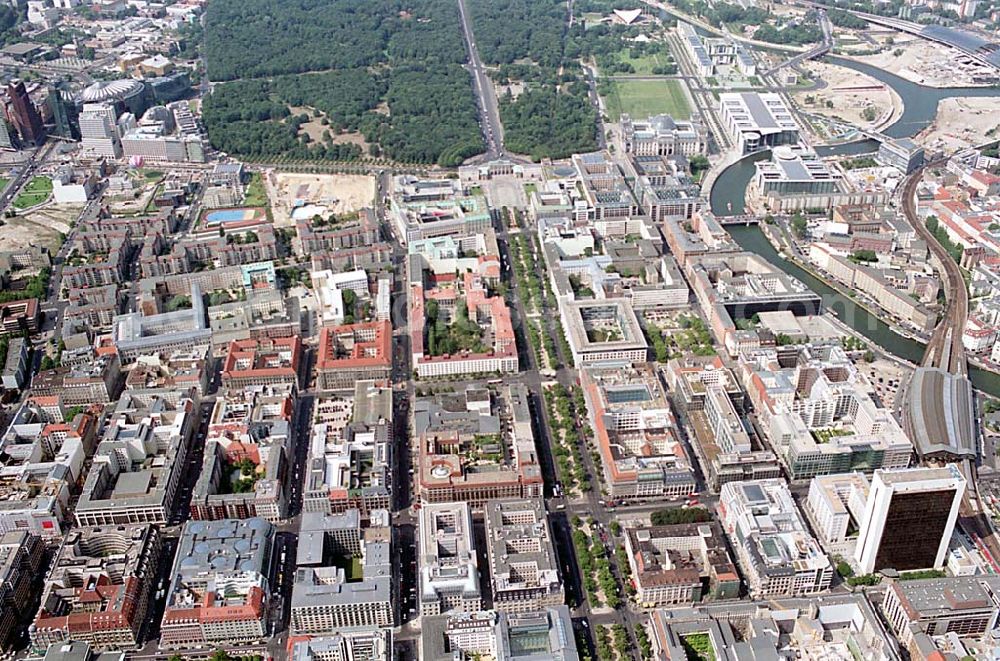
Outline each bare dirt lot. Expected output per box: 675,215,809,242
853,32,993,87
265,171,376,227
289,106,325,142
917,97,1000,152
0,204,80,252
331,132,370,150
793,59,900,130
290,105,371,152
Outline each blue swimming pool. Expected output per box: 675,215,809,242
204,209,255,224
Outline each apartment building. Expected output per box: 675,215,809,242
137,262,276,300
62,235,133,289
484,499,563,613
295,209,382,255
31,525,161,652
415,385,543,507
719,479,832,597
316,321,392,392
75,394,195,526
810,244,937,333
159,518,275,650
64,285,124,332
418,502,482,616
302,381,392,516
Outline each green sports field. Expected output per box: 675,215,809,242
602,79,691,121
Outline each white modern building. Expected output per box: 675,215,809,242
718,92,800,154
678,22,756,78
79,103,121,157
748,146,887,213
51,166,97,204
560,299,649,367
418,502,482,616
806,472,870,551
311,268,370,326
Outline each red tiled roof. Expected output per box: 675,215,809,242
316,320,392,370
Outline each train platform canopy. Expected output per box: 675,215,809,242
908,367,976,461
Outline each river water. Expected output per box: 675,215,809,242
708,57,1000,395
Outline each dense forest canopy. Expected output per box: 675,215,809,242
501,83,601,161
202,0,483,165
467,0,568,68
467,0,598,160
204,0,395,81
668,0,824,44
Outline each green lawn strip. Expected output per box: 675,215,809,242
13,177,52,209
242,172,269,207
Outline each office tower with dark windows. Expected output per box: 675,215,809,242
47,87,76,140
7,80,44,145
854,465,966,574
